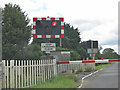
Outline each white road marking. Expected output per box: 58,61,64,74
78,68,103,88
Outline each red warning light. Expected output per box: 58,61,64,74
52,21,57,26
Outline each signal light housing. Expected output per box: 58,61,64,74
32,17,64,38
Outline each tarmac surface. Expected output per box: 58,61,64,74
81,62,119,88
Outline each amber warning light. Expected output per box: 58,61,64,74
52,21,57,26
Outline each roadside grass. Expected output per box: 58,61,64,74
76,68,83,73
84,67,94,72
30,74,80,88
95,62,115,70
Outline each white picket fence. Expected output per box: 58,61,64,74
2,59,57,88
1,59,95,88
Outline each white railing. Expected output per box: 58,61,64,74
1,59,95,88
2,59,56,88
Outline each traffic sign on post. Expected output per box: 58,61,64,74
41,43,56,52
32,17,64,38
87,41,98,48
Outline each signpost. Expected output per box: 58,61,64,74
87,40,98,60
41,43,56,53
32,17,64,67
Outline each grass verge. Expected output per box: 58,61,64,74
30,74,80,88
95,62,115,70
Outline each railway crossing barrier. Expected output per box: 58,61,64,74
57,59,120,64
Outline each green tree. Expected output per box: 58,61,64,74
2,3,31,60
102,48,119,59
17,43,45,60
70,50,80,61
63,24,81,49
102,48,114,54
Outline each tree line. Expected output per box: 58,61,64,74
2,3,120,60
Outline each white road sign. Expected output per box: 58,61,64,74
41,43,56,51
87,48,98,54
61,51,70,54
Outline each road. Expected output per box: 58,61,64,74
81,62,119,88
0,64,1,89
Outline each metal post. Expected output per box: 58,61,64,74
60,38,62,47
91,40,93,60
0,8,2,89
53,59,57,76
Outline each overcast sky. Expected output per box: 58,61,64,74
0,0,119,54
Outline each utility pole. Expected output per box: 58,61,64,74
60,38,62,47
91,40,93,60
0,8,2,89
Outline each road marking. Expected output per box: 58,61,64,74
78,68,103,88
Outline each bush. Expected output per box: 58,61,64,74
70,50,80,61
72,69,75,73
76,68,83,73
56,47,70,51
61,70,67,73
84,67,93,72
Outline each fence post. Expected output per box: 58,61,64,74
24,60,26,87
53,59,57,76
2,60,5,88
34,60,36,85
43,60,45,82
27,60,29,87
39,60,41,84
6,60,9,88
30,60,31,87
41,60,43,83
10,60,14,88
49,59,51,78
21,60,23,88
12,60,14,88
32,60,34,85
15,60,17,88
37,60,38,84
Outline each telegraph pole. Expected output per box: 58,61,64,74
0,8,2,89
60,38,62,47
91,40,93,60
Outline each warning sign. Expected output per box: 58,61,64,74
41,43,56,52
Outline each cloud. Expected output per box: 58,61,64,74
80,19,118,43
0,0,119,54
72,19,102,32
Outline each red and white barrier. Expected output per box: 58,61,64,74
57,59,120,64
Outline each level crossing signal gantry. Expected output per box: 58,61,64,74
32,17,64,38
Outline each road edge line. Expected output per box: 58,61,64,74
78,68,103,88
